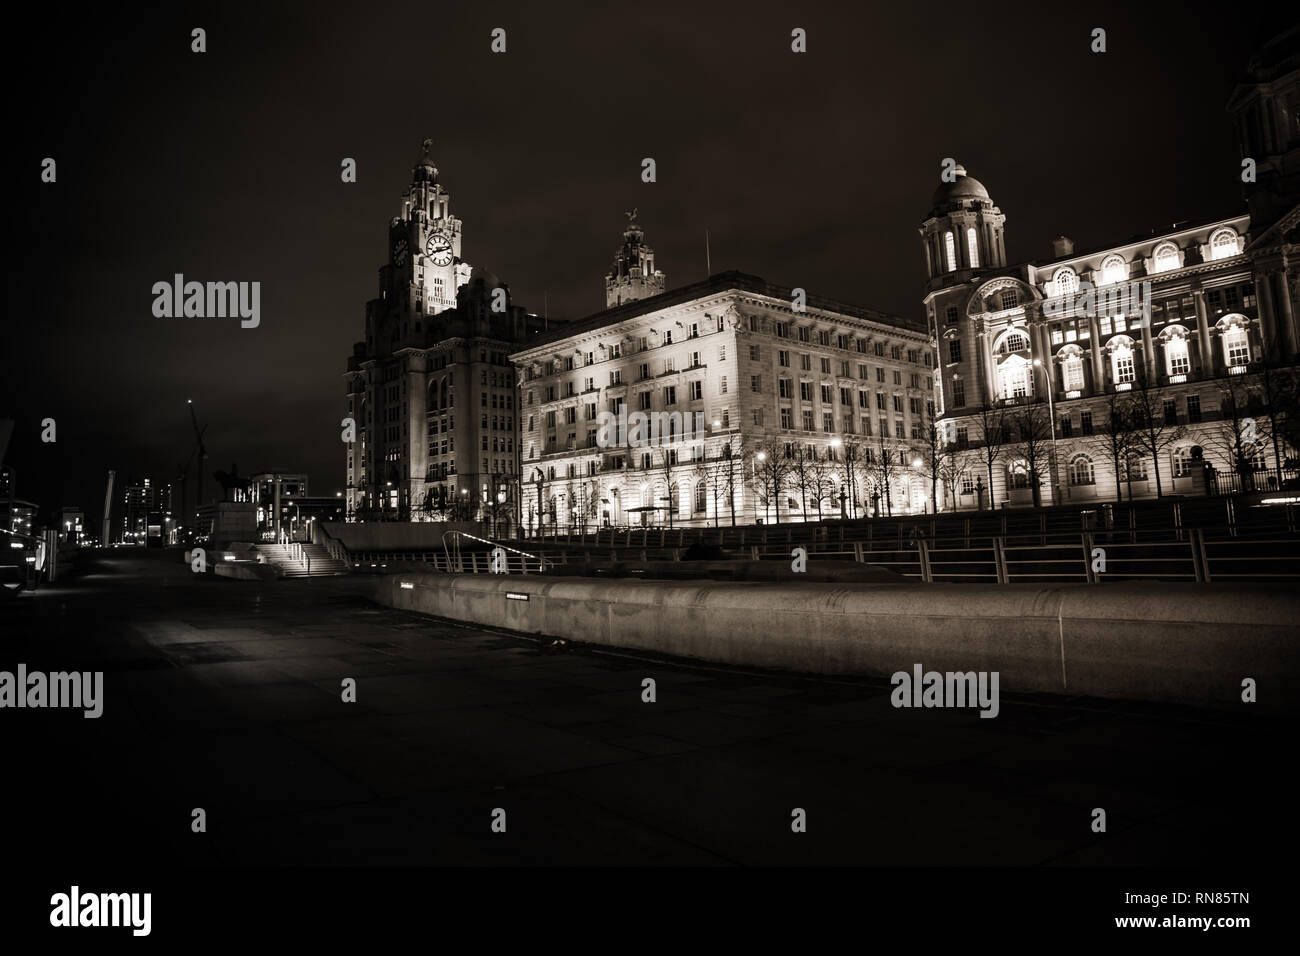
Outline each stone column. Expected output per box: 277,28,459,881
1254,271,1277,356
1139,308,1157,381
1273,269,1298,360
1088,315,1104,390
1257,272,1276,362
1192,288,1213,376
978,325,997,403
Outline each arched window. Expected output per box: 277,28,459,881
1054,267,1079,297
1164,330,1190,377
1223,326,1250,368
694,481,707,513
1241,441,1267,472
1172,445,1203,478
944,231,957,272
1110,337,1136,385
1100,254,1127,285
998,356,1032,399
1068,456,1095,486
997,331,1030,354
1152,242,1180,274
967,227,979,268
1209,228,1239,261
1124,454,1148,481
1006,460,1031,490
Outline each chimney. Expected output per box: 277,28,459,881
1052,236,1074,258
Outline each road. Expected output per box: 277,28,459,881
2,548,1287,866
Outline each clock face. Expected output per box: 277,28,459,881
393,238,408,267
425,232,453,266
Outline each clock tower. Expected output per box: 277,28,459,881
386,138,473,316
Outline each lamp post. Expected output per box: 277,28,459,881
1033,357,1061,507
756,450,768,523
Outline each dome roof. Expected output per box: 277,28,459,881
929,164,990,214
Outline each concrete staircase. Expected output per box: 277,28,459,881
256,542,350,578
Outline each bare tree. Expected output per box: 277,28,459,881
789,441,815,520
745,437,792,524
1125,364,1186,497
1203,379,1272,493
868,437,905,516
1093,389,1139,502
808,457,838,520
654,447,680,529
918,418,945,514
972,403,1009,510
1007,399,1053,508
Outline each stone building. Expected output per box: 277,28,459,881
923,30,1300,509
343,142,546,527
510,253,933,531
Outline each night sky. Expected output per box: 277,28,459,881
4,2,1291,528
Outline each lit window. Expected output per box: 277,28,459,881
967,227,979,268
999,357,1032,399
1112,341,1136,384
1209,228,1238,261
1172,446,1203,478
1152,242,1180,274
1054,268,1079,297
1063,357,1085,391
944,232,956,272
998,332,1029,354
1223,327,1250,367
1100,255,1126,285
1007,460,1031,489
1068,457,1095,486
1165,334,1190,377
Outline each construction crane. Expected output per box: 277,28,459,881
182,399,208,530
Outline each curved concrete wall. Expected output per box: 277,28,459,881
375,574,1298,713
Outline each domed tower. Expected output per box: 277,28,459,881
919,164,1007,294
605,209,666,307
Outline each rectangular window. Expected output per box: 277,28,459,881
689,381,702,401
956,426,969,449
798,327,810,343
721,376,728,394
665,386,677,405
802,410,815,431
953,379,965,407
751,375,763,392
1163,399,1178,426
780,407,794,429
779,378,793,399
876,368,885,382
1080,411,1093,436
1060,417,1073,438
749,345,760,361
895,421,906,439
947,340,962,366
892,395,903,413
1186,395,1202,423
800,354,812,371
821,384,833,403
800,381,813,401
820,357,831,373
858,364,869,379
779,350,790,367
753,408,764,425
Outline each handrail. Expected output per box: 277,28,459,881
441,530,554,572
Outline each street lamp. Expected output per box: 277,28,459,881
1033,357,1061,506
